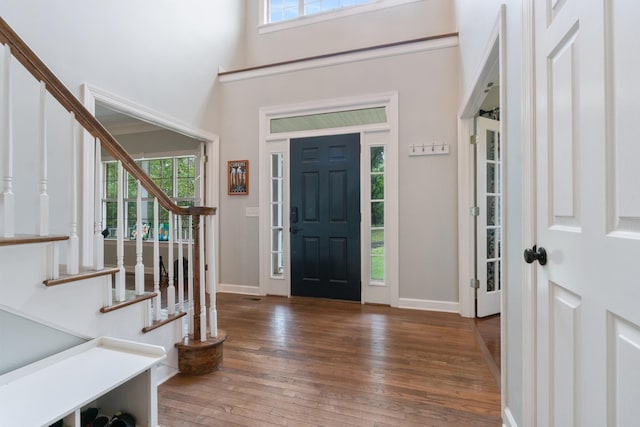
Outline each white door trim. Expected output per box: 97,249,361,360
456,2,507,417
258,92,399,306
521,0,536,425
80,84,220,288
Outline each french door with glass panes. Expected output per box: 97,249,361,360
477,117,501,317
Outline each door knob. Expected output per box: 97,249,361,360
290,226,303,234
523,245,547,265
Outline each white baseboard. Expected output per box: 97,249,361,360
398,297,459,313
503,407,518,427
156,363,179,385
218,283,262,295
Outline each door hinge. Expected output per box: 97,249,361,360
470,135,478,145
470,278,479,289
470,206,480,217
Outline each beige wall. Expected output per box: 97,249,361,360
218,44,460,303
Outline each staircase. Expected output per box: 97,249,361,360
0,17,224,380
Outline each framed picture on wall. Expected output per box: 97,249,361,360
228,160,249,195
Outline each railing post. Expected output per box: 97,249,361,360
198,215,207,342
115,160,125,302
167,212,175,315
187,215,194,335
206,214,217,337
37,81,49,236
67,113,79,274
93,138,104,270
135,180,144,295
153,198,161,321
192,215,202,340
177,215,184,313
0,45,15,238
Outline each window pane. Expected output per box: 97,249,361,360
371,256,384,281
371,229,384,254
371,202,384,227
370,146,384,172
105,162,118,198
371,175,384,200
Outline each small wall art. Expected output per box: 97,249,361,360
228,160,249,195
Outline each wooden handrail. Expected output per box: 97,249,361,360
0,17,215,217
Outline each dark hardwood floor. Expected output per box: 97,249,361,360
158,293,502,426
473,315,501,388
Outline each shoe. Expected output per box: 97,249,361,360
108,412,136,427
81,407,99,426
92,415,110,427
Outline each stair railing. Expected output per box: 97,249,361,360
0,17,216,341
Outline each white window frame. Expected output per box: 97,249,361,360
259,0,423,34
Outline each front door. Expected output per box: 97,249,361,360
290,134,361,301
534,0,640,425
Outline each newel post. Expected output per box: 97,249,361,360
175,210,226,376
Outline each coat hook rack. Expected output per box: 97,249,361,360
408,142,449,157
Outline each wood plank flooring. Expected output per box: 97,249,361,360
158,293,501,426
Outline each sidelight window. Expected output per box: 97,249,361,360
271,153,285,277
370,146,385,282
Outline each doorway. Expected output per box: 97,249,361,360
290,134,361,301
457,5,505,396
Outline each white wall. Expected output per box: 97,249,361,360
218,45,460,303
1,1,244,130
454,0,524,424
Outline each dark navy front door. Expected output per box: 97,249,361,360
290,134,361,301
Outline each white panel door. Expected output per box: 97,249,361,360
477,117,501,317
534,0,640,425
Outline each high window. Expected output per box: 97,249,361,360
103,156,198,239
268,0,376,23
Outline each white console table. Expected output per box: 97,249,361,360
0,336,166,427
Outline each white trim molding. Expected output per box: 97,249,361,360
219,36,458,83
521,0,536,425
503,406,518,427
218,283,262,296
398,298,459,313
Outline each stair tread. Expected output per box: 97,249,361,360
0,234,69,246
100,291,157,314
43,267,120,287
142,312,187,334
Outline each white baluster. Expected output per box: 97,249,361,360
1,45,14,238
37,82,49,236
187,215,194,335
115,161,125,302
93,138,104,270
199,215,206,342
67,113,79,275
153,198,161,320
177,215,184,313
167,211,175,315
135,180,144,295
49,243,59,280
207,214,217,337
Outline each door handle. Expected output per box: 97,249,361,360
523,245,547,265
290,226,303,234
